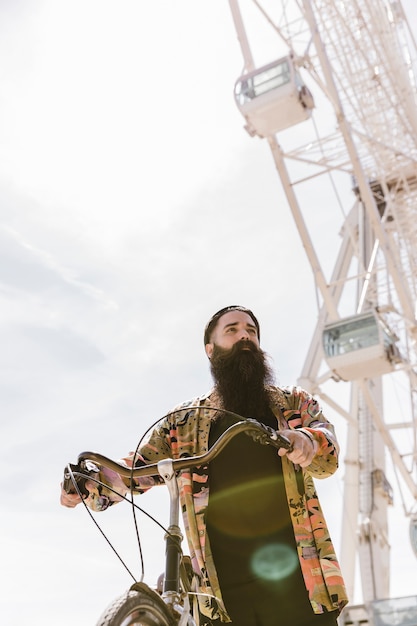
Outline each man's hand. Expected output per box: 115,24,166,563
60,467,127,509
277,429,317,467
60,479,96,508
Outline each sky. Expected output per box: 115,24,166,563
1,1,417,625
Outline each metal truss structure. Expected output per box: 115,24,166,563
228,1,417,623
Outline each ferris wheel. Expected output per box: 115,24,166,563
228,1,417,624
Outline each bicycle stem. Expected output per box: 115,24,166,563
157,459,184,597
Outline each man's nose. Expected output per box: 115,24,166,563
238,330,251,341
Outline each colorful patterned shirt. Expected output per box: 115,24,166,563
88,385,348,622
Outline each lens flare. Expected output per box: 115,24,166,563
207,476,287,537
251,543,298,582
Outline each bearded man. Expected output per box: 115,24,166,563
61,305,348,625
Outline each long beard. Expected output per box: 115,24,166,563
210,341,275,419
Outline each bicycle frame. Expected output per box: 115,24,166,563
72,417,292,624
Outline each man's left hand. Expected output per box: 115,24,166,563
277,429,317,467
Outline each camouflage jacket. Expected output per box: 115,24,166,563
89,386,348,622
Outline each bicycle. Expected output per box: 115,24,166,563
63,410,292,626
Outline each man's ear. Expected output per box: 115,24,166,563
205,343,214,359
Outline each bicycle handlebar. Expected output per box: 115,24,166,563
72,418,292,485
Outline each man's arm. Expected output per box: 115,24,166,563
278,385,340,477
60,418,173,510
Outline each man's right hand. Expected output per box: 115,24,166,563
60,480,95,508
60,461,100,508
60,464,127,509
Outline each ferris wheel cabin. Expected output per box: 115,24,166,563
322,312,402,381
234,56,314,138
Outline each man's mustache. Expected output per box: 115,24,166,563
224,340,259,356
235,340,258,351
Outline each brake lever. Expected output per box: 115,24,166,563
245,418,293,452
63,460,100,496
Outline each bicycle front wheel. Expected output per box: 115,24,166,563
96,582,176,626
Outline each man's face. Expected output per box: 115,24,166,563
205,311,260,359
206,311,273,417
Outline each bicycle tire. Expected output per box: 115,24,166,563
96,582,177,626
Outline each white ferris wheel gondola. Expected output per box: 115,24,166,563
322,311,403,381
234,55,315,138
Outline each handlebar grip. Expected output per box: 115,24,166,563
244,419,293,451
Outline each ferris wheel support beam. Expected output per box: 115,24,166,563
359,379,417,500
340,385,360,602
228,0,255,73
357,379,390,601
298,204,360,391
316,391,356,426
267,135,339,320
301,0,417,329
